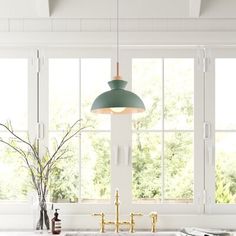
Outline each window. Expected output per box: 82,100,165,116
2,47,236,219
215,58,236,204
204,50,236,214
0,57,30,201
48,55,111,203
115,48,203,214
49,58,81,203
132,58,194,203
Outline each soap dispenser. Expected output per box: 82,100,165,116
51,209,61,234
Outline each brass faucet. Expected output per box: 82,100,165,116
93,189,142,233
149,211,158,233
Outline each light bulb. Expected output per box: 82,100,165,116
110,107,126,113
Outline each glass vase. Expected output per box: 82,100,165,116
32,195,52,233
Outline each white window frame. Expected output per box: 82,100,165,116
117,47,205,214
205,47,236,214
0,48,37,214
39,47,116,214
5,46,236,218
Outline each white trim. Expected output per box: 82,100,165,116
3,18,236,33
1,214,236,230
1,32,236,47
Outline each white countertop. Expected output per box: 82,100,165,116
0,231,179,236
0,232,65,236
0,231,234,236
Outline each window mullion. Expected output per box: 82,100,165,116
37,49,48,155
193,49,205,213
161,58,165,203
78,58,82,202
28,49,38,152
111,50,132,213
204,48,215,213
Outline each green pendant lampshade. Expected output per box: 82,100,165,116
91,0,145,115
91,78,145,114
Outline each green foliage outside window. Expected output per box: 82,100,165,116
1,57,236,205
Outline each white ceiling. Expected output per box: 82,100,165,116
0,0,236,19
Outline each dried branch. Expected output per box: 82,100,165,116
0,119,85,202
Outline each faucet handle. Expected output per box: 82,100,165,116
149,211,158,233
129,212,143,233
93,212,104,217
92,212,105,233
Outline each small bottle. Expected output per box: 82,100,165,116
51,209,61,234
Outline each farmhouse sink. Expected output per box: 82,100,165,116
65,232,180,236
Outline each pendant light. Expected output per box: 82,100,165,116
91,0,145,114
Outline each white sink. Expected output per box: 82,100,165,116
65,232,180,236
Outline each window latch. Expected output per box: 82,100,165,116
124,145,130,166
203,189,207,205
37,122,44,139
203,56,207,73
113,145,119,165
36,50,40,74
203,122,211,139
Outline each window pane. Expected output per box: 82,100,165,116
0,59,28,130
215,132,236,204
81,59,111,130
164,132,194,203
49,132,80,203
49,59,80,130
0,58,28,201
132,59,162,130
165,59,194,130
132,57,195,203
215,59,236,130
0,132,31,200
132,133,161,201
49,58,111,203
81,132,110,201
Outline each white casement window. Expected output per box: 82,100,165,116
118,48,204,214
0,49,37,214
0,56,29,199
0,46,236,218
40,48,114,214
205,48,236,214
48,56,111,202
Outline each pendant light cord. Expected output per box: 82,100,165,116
116,0,120,77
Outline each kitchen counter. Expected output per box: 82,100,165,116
0,232,66,236
0,231,179,236
0,231,176,236
0,232,52,236
0,231,234,236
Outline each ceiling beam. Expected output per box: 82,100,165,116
189,0,202,17
36,0,50,17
